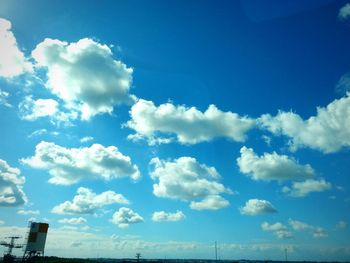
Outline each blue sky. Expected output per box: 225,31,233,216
1,0,350,261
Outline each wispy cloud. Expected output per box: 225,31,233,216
17,209,40,215
0,89,11,107
335,220,347,229
261,222,293,239
339,3,350,20
288,219,328,238
19,96,78,125
80,136,94,143
58,217,87,225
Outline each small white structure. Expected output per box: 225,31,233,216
23,222,49,260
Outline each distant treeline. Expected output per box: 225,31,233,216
0,257,344,263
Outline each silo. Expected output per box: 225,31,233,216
23,222,49,260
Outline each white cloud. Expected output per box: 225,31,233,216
339,3,350,20
0,220,4,225
336,185,345,191
28,129,59,138
126,99,255,145
239,199,277,216
21,141,140,185
31,38,135,120
263,227,293,240
19,96,78,125
336,73,350,95
237,146,315,181
52,187,129,215
336,220,347,229
190,195,230,210
0,159,27,206
111,207,144,228
0,89,11,107
261,135,272,146
152,210,185,222
80,136,94,143
261,222,293,239
288,219,312,231
313,227,328,238
288,219,328,238
259,94,350,153
19,96,58,120
282,179,331,197
58,217,87,225
149,157,232,210
0,18,33,78
0,225,343,259
17,209,40,215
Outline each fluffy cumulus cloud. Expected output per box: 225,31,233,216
259,94,350,153
0,18,33,78
0,159,27,206
58,217,87,225
21,141,140,185
31,38,135,120
149,157,232,210
52,187,129,214
339,3,350,20
282,179,331,197
126,99,255,145
237,146,315,181
152,210,185,222
189,195,230,211
240,199,277,216
19,96,78,125
111,207,144,228
261,222,293,239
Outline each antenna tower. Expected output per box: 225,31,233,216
0,236,23,263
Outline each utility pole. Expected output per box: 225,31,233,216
284,248,288,262
215,241,218,263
